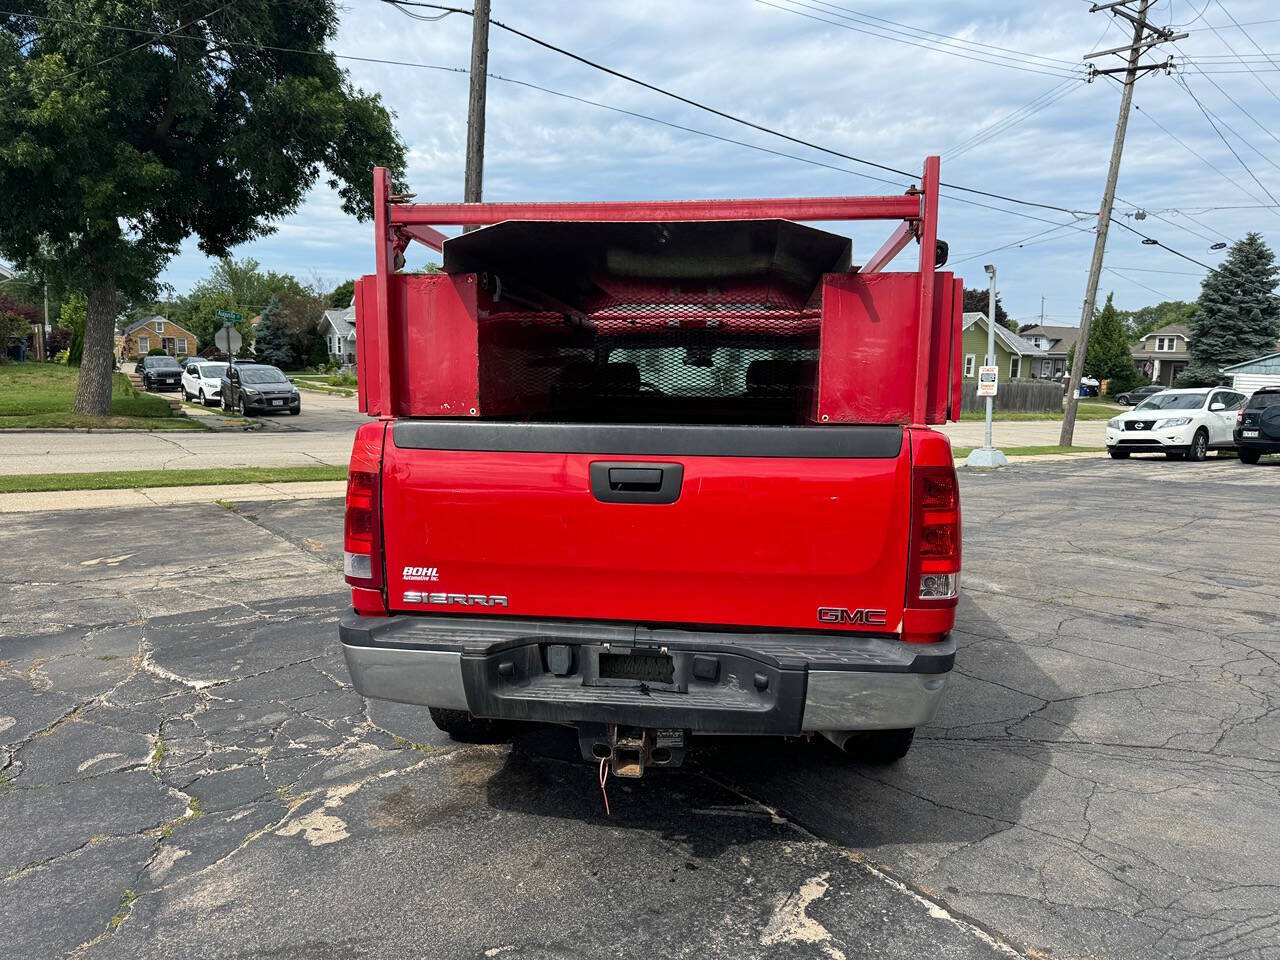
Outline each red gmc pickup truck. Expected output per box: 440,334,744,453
339,158,962,777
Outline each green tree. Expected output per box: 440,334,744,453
59,292,86,365
328,279,356,308
1066,293,1143,394
276,290,328,369
253,297,293,368
1116,300,1195,340
0,4,405,414
962,287,1015,331
1182,232,1280,386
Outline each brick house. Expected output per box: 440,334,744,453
120,315,199,359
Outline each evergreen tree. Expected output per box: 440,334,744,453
1182,232,1280,385
253,297,294,369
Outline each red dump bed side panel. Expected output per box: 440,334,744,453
814,272,959,425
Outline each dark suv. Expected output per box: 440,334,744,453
1115,383,1165,406
220,362,301,416
137,355,183,391
1235,387,1280,464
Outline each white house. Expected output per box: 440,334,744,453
321,303,356,367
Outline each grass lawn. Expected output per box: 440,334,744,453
0,466,348,494
959,401,1122,422
0,363,203,430
953,445,1106,459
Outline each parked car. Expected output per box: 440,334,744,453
1234,386,1280,464
181,361,228,406
1106,387,1248,460
220,363,301,415
137,355,183,391
1114,383,1164,406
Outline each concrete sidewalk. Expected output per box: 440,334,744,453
0,480,346,513
939,418,1107,448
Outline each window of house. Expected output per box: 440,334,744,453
138,336,149,353
964,354,976,377
1041,360,1051,377
1054,360,1064,377
176,338,187,355
1009,356,1020,379
1156,337,1178,352
155,320,165,334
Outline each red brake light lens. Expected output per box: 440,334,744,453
344,469,382,588
909,464,960,607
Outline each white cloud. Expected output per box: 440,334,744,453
160,0,1280,315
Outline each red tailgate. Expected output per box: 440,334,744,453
380,422,912,634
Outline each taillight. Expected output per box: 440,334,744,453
909,464,960,606
344,469,382,589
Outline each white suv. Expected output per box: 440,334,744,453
181,361,228,406
1106,387,1248,461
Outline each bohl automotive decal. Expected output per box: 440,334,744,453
817,607,888,626
402,566,440,581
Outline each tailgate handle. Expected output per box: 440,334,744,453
590,462,683,504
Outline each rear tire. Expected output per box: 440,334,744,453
1109,449,1130,459
1238,448,1262,465
844,728,915,764
1117,394,1130,405
427,707,509,743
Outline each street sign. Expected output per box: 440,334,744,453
215,309,244,324
977,366,999,397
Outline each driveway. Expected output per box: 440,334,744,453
2,458,1278,958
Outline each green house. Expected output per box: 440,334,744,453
961,312,1044,380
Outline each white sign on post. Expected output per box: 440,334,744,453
977,365,999,397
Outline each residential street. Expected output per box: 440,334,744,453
4,396,1110,475
3,458,1277,959
0,392,363,474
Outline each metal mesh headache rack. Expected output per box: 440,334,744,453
354,156,963,425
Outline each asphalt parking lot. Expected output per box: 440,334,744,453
2,457,1278,959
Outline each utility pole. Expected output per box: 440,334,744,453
462,0,491,233
1061,0,1184,445
1040,296,1045,327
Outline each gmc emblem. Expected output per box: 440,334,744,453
817,606,888,626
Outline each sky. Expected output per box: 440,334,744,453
156,0,1280,329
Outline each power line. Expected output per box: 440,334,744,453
950,220,1094,266
1174,74,1280,209
801,0,1080,66
1131,102,1269,206
754,0,1083,78
450,3,1099,215
2,8,472,77
1186,16,1280,31
1103,265,1205,275
5,4,1087,233
1104,265,1176,299
49,1,234,85
941,79,1081,160
1204,1,1280,105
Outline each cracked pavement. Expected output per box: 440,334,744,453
1,457,1278,959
